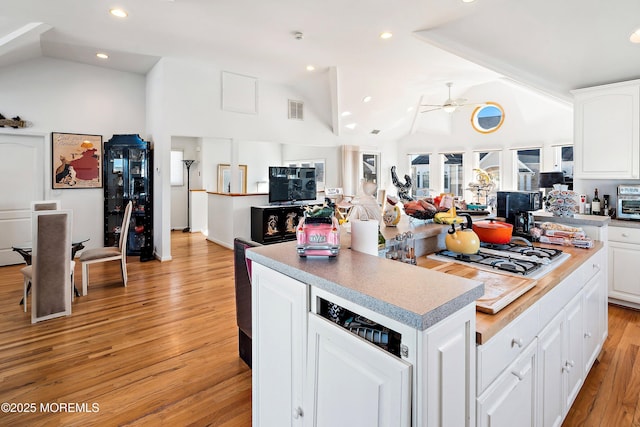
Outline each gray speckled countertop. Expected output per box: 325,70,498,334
246,240,484,331
532,210,610,227
533,210,640,228
610,218,640,229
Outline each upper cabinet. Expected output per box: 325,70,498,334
572,80,640,179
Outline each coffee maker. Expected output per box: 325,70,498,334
496,191,542,237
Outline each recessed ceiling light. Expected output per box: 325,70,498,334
306,65,315,71
380,32,393,40
96,53,109,59
109,8,128,18
462,0,476,3
362,96,372,103
341,111,352,117
631,28,640,43
345,123,357,130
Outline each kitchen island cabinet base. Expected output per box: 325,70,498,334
250,262,478,427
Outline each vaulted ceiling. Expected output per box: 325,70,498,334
2,0,639,141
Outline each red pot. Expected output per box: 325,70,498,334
472,219,513,244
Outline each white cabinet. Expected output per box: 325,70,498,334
583,266,606,373
420,303,477,427
537,293,583,427
252,263,308,426
572,80,640,179
477,246,607,427
252,263,477,427
608,226,640,306
477,340,538,427
304,313,412,427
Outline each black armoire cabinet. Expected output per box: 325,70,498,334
104,134,153,261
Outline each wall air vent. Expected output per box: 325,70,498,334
370,129,381,135
288,99,304,120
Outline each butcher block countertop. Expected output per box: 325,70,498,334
418,241,605,344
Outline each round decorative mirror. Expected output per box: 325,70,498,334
471,102,505,134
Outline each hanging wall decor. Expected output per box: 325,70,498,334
52,132,103,189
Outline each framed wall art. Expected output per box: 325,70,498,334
52,132,103,189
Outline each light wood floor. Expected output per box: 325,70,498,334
0,231,251,426
1,232,639,426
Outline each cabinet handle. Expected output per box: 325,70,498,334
511,370,525,381
511,337,524,348
563,359,575,373
584,331,592,338
293,407,304,419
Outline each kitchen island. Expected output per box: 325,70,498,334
247,214,608,427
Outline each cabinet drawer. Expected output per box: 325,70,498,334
477,304,540,394
609,226,640,244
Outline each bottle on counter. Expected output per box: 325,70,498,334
603,194,610,216
591,188,601,215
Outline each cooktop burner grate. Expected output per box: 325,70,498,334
435,245,561,276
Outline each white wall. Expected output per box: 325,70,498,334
0,57,146,252
397,80,573,200
238,140,283,192
146,57,353,259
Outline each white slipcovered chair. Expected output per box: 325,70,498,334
80,201,132,296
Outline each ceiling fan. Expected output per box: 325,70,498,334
420,82,477,114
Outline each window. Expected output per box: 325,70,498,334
170,150,184,186
515,148,541,191
473,150,501,206
476,151,501,189
442,153,464,197
362,152,379,184
555,145,574,189
409,154,430,197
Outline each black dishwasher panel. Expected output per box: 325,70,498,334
317,297,402,357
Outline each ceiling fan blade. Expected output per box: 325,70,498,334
420,107,444,113
419,103,445,107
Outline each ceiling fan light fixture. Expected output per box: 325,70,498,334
443,104,457,113
630,28,640,43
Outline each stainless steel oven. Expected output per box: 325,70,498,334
617,185,640,220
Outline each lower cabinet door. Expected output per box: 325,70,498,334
583,270,604,373
538,312,565,427
477,339,537,427
304,313,412,427
609,241,640,304
252,264,308,426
